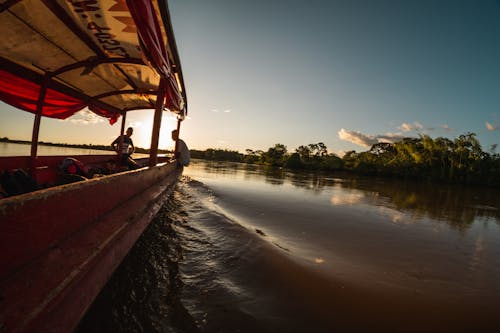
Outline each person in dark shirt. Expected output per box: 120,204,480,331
111,127,139,170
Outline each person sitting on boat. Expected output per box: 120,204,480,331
111,127,140,170
58,157,88,184
60,157,87,176
171,129,190,166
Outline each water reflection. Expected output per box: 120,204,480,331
262,166,285,186
187,160,500,231
202,161,239,175
330,191,365,206
287,171,337,192
356,179,499,230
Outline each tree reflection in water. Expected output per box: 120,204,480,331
192,160,499,231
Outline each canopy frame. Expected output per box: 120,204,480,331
1,0,188,167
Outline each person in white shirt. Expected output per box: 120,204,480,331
171,129,190,166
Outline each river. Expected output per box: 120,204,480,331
1,144,499,332
0,141,116,157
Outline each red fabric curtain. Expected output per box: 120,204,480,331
126,0,171,78
0,70,119,124
0,70,85,119
165,75,183,111
89,105,119,125
126,0,184,113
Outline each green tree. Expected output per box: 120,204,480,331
284,152,303,169
243,149,260,163
320,154,343,170
262,144,287,166
296,145,311,162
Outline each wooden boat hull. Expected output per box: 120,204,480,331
0,161,182,332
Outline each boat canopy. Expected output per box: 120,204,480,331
0,0,187,124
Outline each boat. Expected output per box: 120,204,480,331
0,1,187,331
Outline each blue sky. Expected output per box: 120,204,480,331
1,0,499,155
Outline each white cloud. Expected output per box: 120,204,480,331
338,128,378,147
377,132,404,143
399,123,413,132
67,109,105,125
440,124,454,132
398,121,423,132
211,108,232,113
486,122,498,131
338,129,405,147
334,149,346,158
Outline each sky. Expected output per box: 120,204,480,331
1,0,499,155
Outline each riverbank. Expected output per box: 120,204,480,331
190,132,500,187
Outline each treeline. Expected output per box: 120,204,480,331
0,137,170,154
191,133,500,186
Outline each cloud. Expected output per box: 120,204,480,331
334,149,347,158
398,121,423,132
486,122,498,131
399,121,459,133
377,132,404,143
338,128,378,147
211,108,232,113
66,109,105,125
399,123,413,132
338,129,405,147
440,124,454,132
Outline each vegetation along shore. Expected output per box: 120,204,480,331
3,133,498,186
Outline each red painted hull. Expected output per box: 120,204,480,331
0,159,181,332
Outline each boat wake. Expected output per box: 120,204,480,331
163,177,323,332
77,176,328,332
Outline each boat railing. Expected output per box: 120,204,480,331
0,155,174,199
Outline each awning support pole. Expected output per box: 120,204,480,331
117,111,127,163
30,73,51,168
174,117,181,157
149,78,166,167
